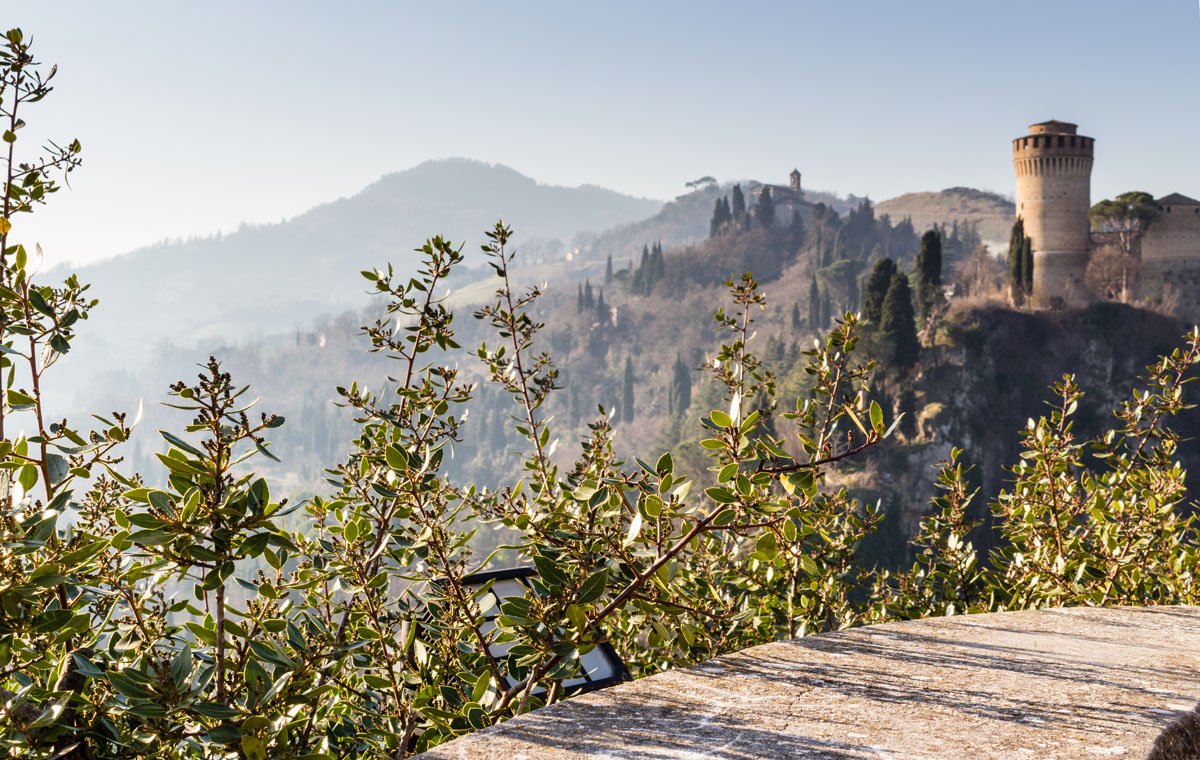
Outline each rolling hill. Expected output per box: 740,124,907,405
875,187,1015,245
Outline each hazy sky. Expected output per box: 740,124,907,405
7,1,1200,267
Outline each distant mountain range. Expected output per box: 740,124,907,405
55,159,662,359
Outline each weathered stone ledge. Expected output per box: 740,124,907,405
421,606,1200,759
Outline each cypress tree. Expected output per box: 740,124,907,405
915,229,943,318
832,228,847,263
881,272,920,370
808,276,821,331
1022,236,1034,295
584,280,594,309
622,356,635,423
789,210,805,248
650,242,665,281
1007,217,1033,304
577,282,584,312
595,288,607,322
731,184,746,218
819,288,832,329
670,353,691,415
605,253,613,284
863,257,896,324
791,302,802,330
757,186,775,228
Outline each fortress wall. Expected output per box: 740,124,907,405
1143,205,1200,262
1140,258,1200,324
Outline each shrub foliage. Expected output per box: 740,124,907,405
3,30,1200,759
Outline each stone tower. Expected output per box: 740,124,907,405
1012,120,1094,305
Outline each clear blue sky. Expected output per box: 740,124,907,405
8,1,1200,266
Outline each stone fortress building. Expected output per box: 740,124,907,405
1012,119,1200,314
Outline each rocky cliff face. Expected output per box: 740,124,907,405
850,303,1200,555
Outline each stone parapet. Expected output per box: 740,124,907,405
421,606,1200,759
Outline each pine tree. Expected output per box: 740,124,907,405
915,229,943,318
862,257,897,324
605,253,613,284
881,272,920,370
757,186,775,228
808,276,821,331
731,183,746,218
622,356,635,423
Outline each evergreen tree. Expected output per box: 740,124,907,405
819,287,832,329
832,228,847,263
808,276,821,331
595,288,607,322
791,302,802,330
605,253,613,283
622,356,635,423
710,197,727,237
650,241,665,280
577,282,585,312
731,183,746,217
1023,236,1033,295
847,269,860,312
863,257,896,323
757,186,775,228
881,272,920,371
583,279,594,309
1007,217,1034,304
670,353,691,415
789,210,806,248
915,229,943,318
896,387,918,440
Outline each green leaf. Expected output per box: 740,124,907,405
710,410,733,428
711,508,736,527
623,511,643,546
108,672,156,700
869,400,884,433
7,389,35,410
45,453,68,486
385,444,409,470
72,652,105,678
193,701,241,719
204,723,242,744
241,735,267,760
576,568,608,605
704,486,737,504
158,430,204,458
32,608,72,633
170,645,191,688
